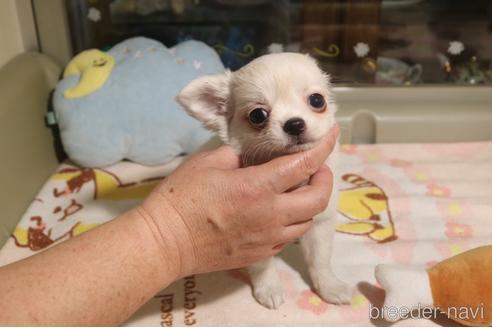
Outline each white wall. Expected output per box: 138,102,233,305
0,0,38,68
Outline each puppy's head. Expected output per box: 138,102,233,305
177,53,337,165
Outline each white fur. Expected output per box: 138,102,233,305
178,71,232,142
177,53,350,309
375,264,433,322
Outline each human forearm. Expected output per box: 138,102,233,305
0,128,338,325
0,208,178,326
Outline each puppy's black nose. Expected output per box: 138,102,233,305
283,118,306,136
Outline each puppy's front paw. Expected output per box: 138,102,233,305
253,282,285,310
317,278,351,305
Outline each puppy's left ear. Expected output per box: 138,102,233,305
177,71,232,139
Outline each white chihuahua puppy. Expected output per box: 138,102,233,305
177,53,350,309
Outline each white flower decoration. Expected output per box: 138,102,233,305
193,60,202,70
267,43,284,54
87,7,101,22
448,41,464,55
354,42,370,58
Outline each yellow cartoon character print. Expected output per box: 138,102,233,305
337,174,397,243
51,167,159,201
63,49,115,98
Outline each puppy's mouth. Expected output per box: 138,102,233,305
284,136,318,153
241,136,320,167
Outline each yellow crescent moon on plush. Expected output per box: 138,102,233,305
63,49,115,99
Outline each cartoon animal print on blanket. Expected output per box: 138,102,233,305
51,167,160,201
12,196,89,251
12,167,397,251
336,174,397,243
12,166,162,251
12,215,82,251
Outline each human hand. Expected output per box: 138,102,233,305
138,125,339,279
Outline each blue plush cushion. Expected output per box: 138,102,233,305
53,37,223,167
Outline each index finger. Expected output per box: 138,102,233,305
247,124,339,193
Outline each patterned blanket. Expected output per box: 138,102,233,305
1,142,491,326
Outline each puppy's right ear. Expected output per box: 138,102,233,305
177,71,232,139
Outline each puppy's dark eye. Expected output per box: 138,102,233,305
308,93,326,112
248,108,269,126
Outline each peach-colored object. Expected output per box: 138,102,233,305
428,246,492,326
377,246,492,326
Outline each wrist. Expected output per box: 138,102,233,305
136,193,197,279
121,207,181,285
